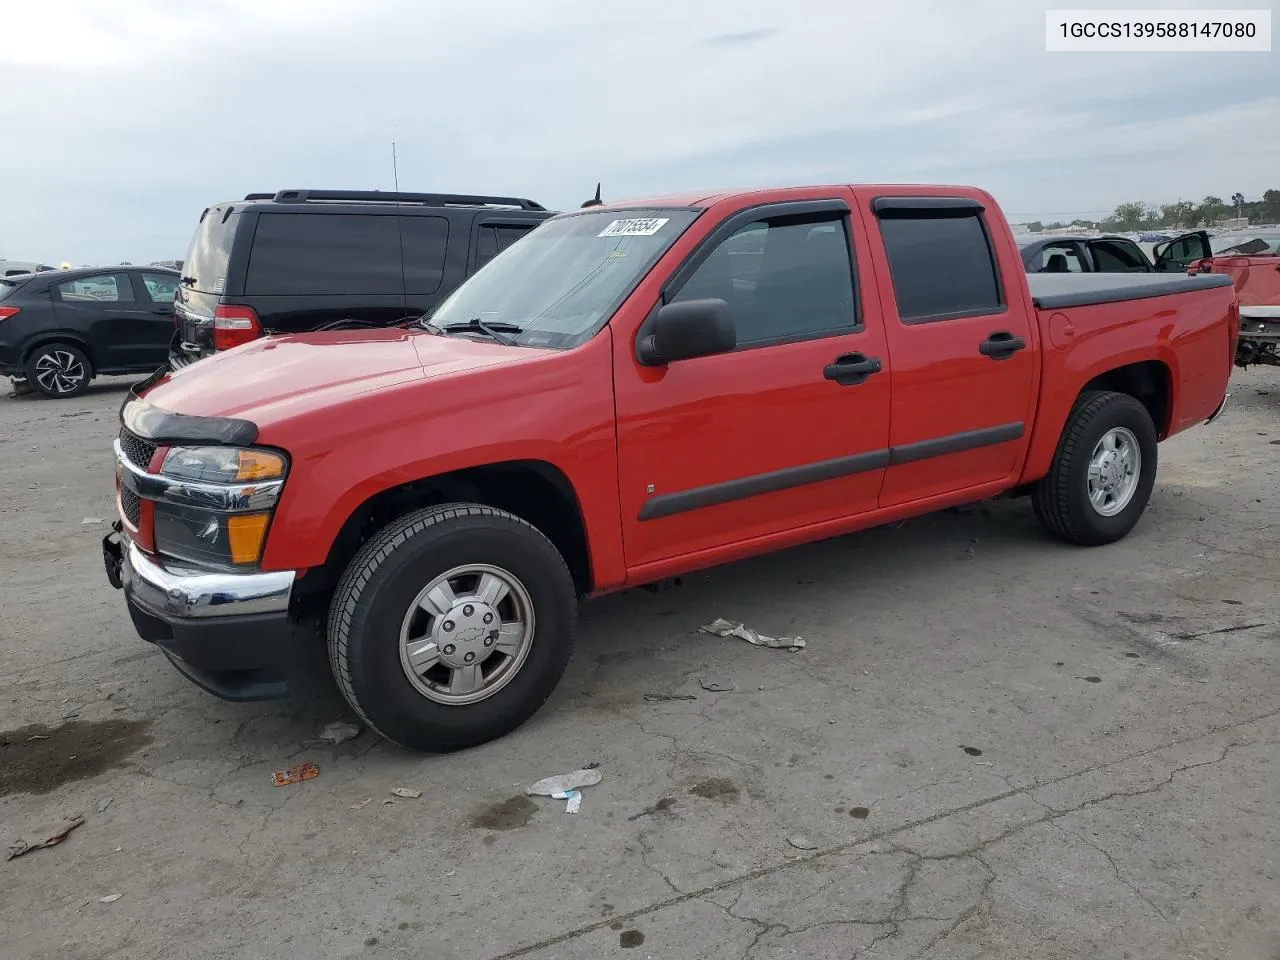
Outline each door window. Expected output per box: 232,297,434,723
474,223,537,271
141,273,179,303
1090,239,1149,272
245,213,404,295
56,273,135,302
671,215,857,346
876,210,1003,322
1036,244,1085,273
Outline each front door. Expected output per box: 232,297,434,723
860,193,1038,508
1153,231,1212,272
613,196,892,569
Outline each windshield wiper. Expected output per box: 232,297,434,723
440,317,523,346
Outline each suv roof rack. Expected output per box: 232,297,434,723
269,189,546,211
243,192,275,200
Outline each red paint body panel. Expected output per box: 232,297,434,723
1206,254,1280,312
126,184,1236,596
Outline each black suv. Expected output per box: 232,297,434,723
0,266,179,398
171,189,555,365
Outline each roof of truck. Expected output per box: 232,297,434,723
580,184,991,212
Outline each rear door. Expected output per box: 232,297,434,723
400,214,452,316
51,272,156,371
859,192,1038,508
136,272,181,366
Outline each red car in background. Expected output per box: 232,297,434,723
1188,231,1280,367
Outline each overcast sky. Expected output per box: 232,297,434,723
3,0,1276,265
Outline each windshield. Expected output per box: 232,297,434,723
1211,232,1280,256
428,208,700,349
182,206,240,294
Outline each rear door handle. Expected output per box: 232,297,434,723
979,331,1026,360
823,352,882,386
151,307,172,315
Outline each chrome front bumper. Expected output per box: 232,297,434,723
122,537,295,620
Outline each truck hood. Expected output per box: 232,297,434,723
137,328,552,424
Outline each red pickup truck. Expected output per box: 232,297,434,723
103,184,1236,752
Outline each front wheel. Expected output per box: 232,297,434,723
327,504,577,752
25,343,91,398
1032,391,1158,546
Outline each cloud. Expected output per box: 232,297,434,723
2,0,1277,264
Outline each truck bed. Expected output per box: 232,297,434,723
1028,271,1234,309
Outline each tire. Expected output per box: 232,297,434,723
327,504,577,752
25,343,91,399
1032,390,1158,546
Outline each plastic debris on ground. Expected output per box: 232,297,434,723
7,814,86,860
527,769,603,813
97,798,113,813
699,679,736,692
319,721,361,745
643,693,697,702
98,894,122,904
350,798,374,809
787,835,819,851
390,787,422,799
699,618,805,651
552,789,584,814
271,762,320,787
81,518,103,526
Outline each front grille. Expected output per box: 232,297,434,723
119,430,157,471
120,486,141,527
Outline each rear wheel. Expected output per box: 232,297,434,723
1032,390,1158,546
25,343,91,398
327,504,577,752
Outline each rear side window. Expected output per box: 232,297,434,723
0,279,22,301
56,273,135,302
1090,240,1148,272
246,213,403,296
183,207,239,294
400,216,450,295
876,208,1003,322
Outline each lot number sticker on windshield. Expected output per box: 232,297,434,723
598,218,670,237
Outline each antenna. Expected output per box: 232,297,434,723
581,182,603,208
392,142,400,193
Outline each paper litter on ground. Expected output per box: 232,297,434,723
699,618,805,650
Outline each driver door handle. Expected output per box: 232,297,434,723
823,352,882,386
979,331,1026,360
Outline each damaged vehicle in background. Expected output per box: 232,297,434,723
1189,231,1280,367
104,183,1236,753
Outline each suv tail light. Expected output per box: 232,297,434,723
213,305,262,351
0,307,20,321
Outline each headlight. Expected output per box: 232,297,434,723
152,446,287,569
160,446,286,483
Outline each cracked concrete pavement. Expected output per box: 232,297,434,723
2,369,1279,960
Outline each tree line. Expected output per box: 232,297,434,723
1027,189,1280,233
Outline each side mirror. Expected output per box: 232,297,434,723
637,298,736,366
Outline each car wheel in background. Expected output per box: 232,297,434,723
24,343,92,399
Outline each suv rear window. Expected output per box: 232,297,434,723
876,208,1003,322
183,207,240,295
245,213,403,296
